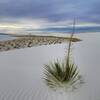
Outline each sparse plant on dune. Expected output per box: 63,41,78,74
43,60,82,91
43,19,84,92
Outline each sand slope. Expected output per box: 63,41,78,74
0,33,100,100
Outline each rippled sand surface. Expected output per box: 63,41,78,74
0,33,100,100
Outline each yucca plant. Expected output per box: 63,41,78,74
43,19,83,91
44,60,81,91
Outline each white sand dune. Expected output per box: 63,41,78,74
0,33,100,100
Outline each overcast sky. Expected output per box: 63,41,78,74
0,0,100,33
